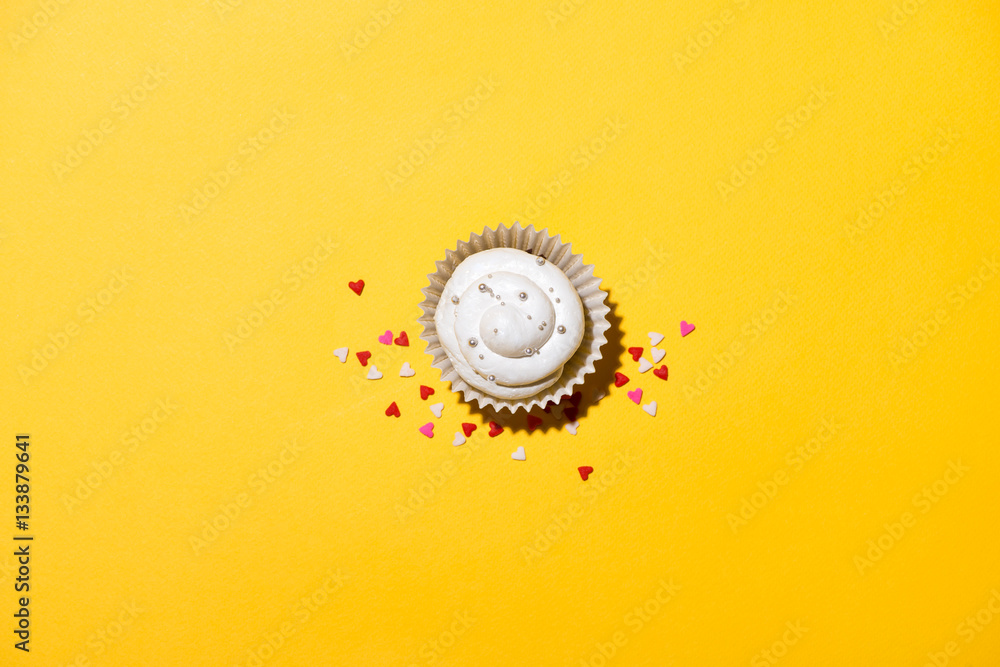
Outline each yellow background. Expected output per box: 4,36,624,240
2,0,999,664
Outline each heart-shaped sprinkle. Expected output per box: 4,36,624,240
628,347,644,362
627,387,643,404
563,407,578,423
527,415,543,432
385,401,400,417
461,423,477,437
578,466,593,481
348,280,365,295
429,402,443,418
367,365,382,380
567,392,583,408
419,385,434,400
614,372,630,387
356,351,371,366
333,347,348,363
565,421,579,435
394,331,409,346
643,401,658,417
511,446,525,461
638,358,653,373
648,332,664,347
399,362,415,377
452,432,465,446
550,404,565,420
419,422,434,438
654,365,669,380
378,330,393,345
680,321,695,337
651,347,665,363
489,421,503,437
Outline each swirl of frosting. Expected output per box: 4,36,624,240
435,248,584,400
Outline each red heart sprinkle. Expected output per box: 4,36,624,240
385,401,400,417
578,466,594,481
356,351,371,366
614,372,630,387
461,423,477,437
488,421,503,437
567,391,583,408
394,331,409,346
654,365,669,380
526,415,543,432
419,385,435,400
348,280,365,295
628,347,643,361
564,407,578,423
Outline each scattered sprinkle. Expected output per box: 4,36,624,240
385,401,400,417
565,421,579,435
648,332,664,346
511,446,525,461
419,385,435,400
638,358,653,373
356,351,372,366
349,280,365,295
419,422,435,438
429,402,444,418
367,365,382,380
627,388,643,404
653,365,669,380
614,372,630,387
578,466,593,481
651,347,665,363
452,432,466,446
489,421,504,437
681,321,695,337
527,415,543,432
378,330,393,345
643,401,658,417
399,362,415,377
461,423,477,437
333,347,349,363
628,347,644,362
394,331,409,346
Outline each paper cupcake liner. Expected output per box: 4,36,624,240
419,223,611,413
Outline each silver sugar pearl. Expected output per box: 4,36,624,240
548,287,554,292
555,298,560,303
524,348,533,356
535,257,544,265
479,354,484,359
538,325,544,330
451,296,460,304
527,315,532,320
488,375,495,382
468,337,478,347
557,325,566,333
493,328,498,333
478,283,487,292
519,292,527,301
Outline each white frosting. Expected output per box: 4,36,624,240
435,248,584,400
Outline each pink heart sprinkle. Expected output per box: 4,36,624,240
680,321,695,337
627,388,643,404
418,423,434,438
378,330,393,345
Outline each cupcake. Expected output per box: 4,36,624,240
419,224,610,413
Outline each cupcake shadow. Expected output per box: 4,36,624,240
470,295,624,434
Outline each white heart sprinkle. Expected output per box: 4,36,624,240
565,421,579,435
643,401,657,417
453,432,465,446
429,402,444,418
333,347,348,363
638,358,653,373
511,446,526,461
648,332,664,347
399,362,415,377
550,404,565,420
651,347,665,363
367,365,382,380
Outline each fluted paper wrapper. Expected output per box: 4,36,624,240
419,224,611,413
